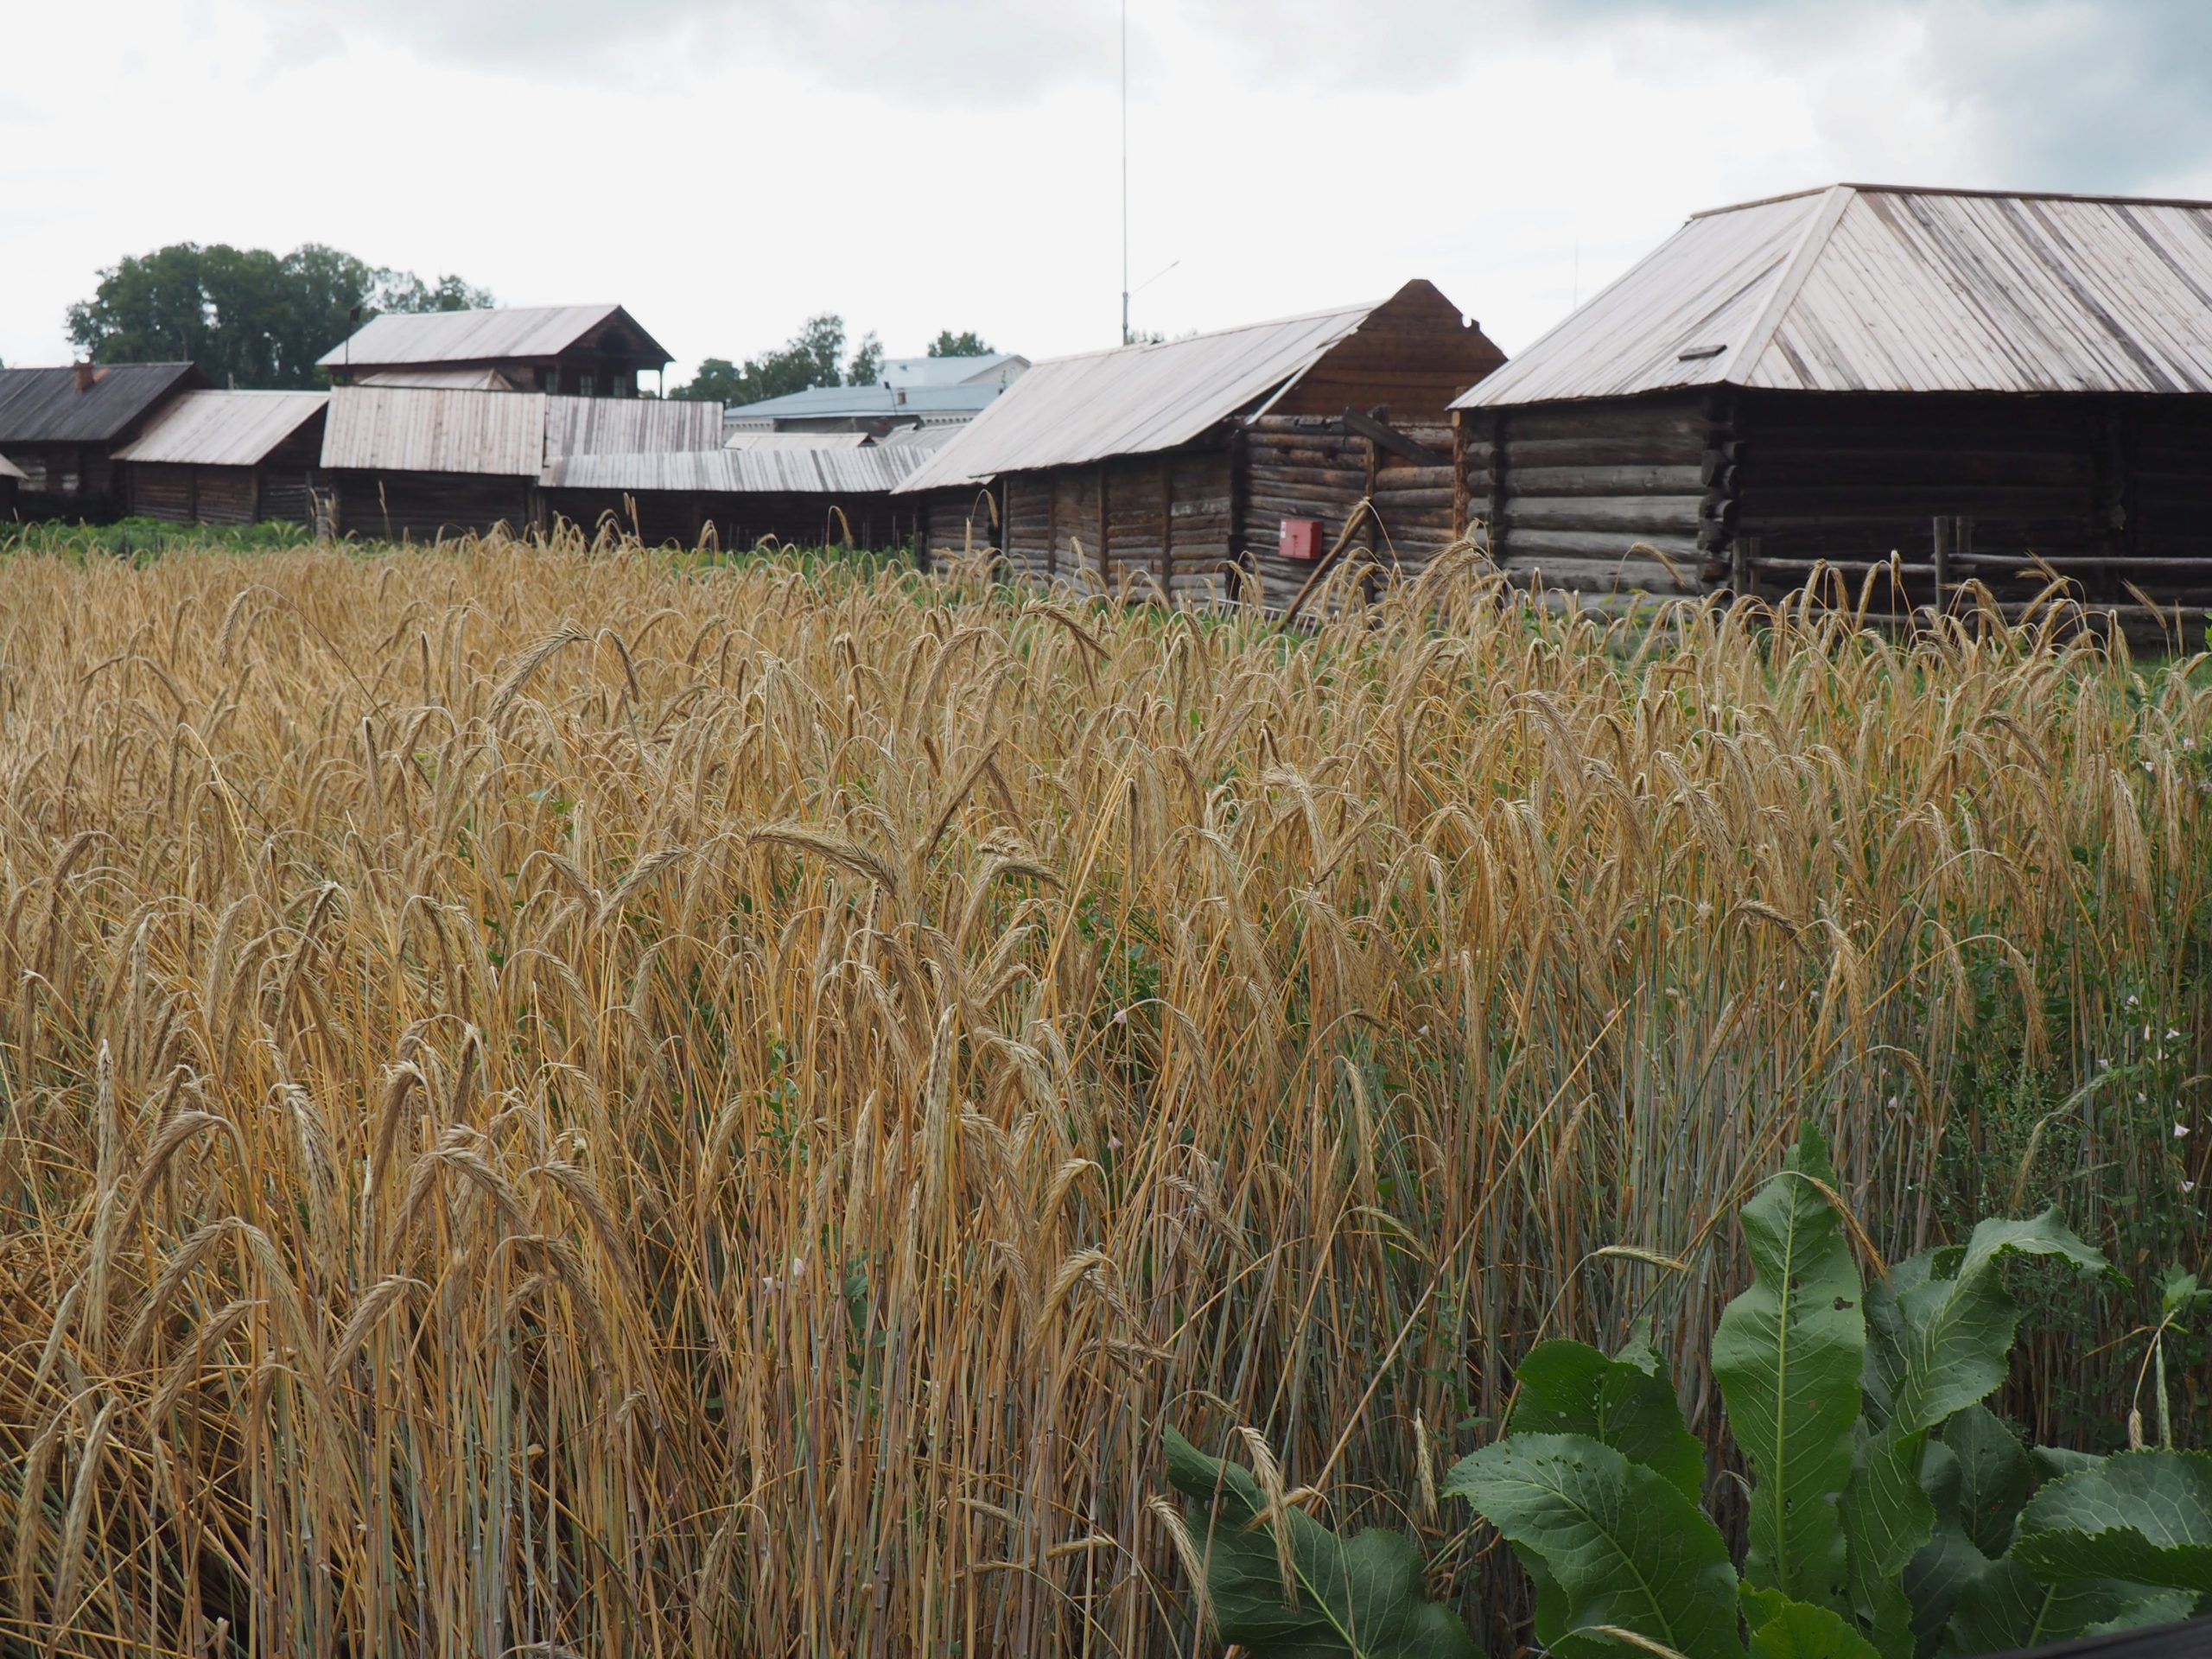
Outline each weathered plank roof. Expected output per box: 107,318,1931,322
318,304,672,370
893,300,1380,492
112,391,327,467
545,396,724,458
724,383,1007,424
354,366,526,392
0,363,204,444
1459,183,2212,408
321,388,550,475
543,445,925,494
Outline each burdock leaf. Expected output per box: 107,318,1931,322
1742,1584,1883,1659
1712,1125,1864,1611
1510,1338,1706,1506
1162,1426,1478,1659
1940,1557,2192,1654
2010,1448,2212,1595
1444,1432,1739,1659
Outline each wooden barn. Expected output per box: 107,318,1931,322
0,362,206,519
319,305,674,398
543,445,928,550
112,391,327,524
895,281,1503,607
320,387,722,541
1454,184,2212,630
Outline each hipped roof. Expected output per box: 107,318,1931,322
893,296,1387,492
113,391,327,467
1458,183,2212,409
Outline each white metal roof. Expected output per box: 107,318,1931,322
893,302,1376,492
543,445,925,494
318,304,669,369
1459,184,2212,408
111,391,327,467
321,387,550,475
878,353,1029,389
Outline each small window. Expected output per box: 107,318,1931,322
543,365,562,394
579,372,595,398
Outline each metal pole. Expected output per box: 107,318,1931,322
1121,0,1129,346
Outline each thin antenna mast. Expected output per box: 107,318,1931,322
1121,0,1130,346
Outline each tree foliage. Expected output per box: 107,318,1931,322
66,243,493,391
926,328,995,358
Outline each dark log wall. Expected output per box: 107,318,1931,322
2088,399,2212,615
999,448,1236,605
334,473,535,543
1459,394,1716,599
1245,414,1462,612
915,486,1001,569
546,490,918,553
257,426,324,524
7,443,122,520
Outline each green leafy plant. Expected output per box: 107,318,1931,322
1160,1129,2212,1657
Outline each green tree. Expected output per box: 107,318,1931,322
671,315,849,406
65,243,495,390
846,330,883,387
926,329,995,357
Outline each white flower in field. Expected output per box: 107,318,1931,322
2176,1123,2192,1139
1111,1007,1128,1026
2137,1092,2147,1103
2126,995,2140,1007
2185,1180,2199,1194
2142,760,2156,773
1416,1024,1430,1037
2168,1028,2183,1040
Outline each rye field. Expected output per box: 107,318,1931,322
0,536,2206,1656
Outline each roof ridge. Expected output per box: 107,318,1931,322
1720,183,1858,385
1027,298,1375,368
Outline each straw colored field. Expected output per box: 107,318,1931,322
0,539,2205,1656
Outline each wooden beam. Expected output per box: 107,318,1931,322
1342,406,1452,468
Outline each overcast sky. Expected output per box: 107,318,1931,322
6,1,2211,384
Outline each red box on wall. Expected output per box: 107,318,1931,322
1278,518,1323,562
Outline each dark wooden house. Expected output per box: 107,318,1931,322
0,362,206,519
113,391,328,524
319,305,673,398
319,386,721,541
1454,184,2212,631
895,281,1504,607
543,445,926,550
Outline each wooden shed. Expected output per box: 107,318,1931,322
319,305,673,398
1455,184,2212,629
0,362,206,519
113,391,327,524
895,281,1503,607
543,445,927,550
320,387,721,541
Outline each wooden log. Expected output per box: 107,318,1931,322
1507,463,1707,496
1507,527,1702,561
1503,495,1703,533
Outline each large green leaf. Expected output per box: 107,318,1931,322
1842,1427,1936,1659
1906,1441,1990,1655
1944,1407,2031,1560
1888,1214,2111,1436
1940,1557,2192,1655
1443,1432,1740,1659
1510,1336,1706,1506
1162,1426,1478,1659
2009,1448,2212,1595
1712,1126,1864,1611
1743,1584,1883,1659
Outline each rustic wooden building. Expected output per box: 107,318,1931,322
320,387,721,541
113,391,328,524
0,452,22,519
543,445,928,550
1454,184,2212,628
319,305,674,398
895,281,1503,607
0,362,206,518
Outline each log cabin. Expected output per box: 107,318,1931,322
895,281,1504,608
113,391,328,524
1453,184,2212,634
0,362,206,519
319,305,673,398
543,444,928,550
319,386,721,541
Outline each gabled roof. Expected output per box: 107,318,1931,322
878,353,1029,389
894,299,1383,493
321,386,722,475
724,383,1007,423
543,444,926,495
1459,183,2212,409
112,391,327,467
0,363,205,444
318,304,672,371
